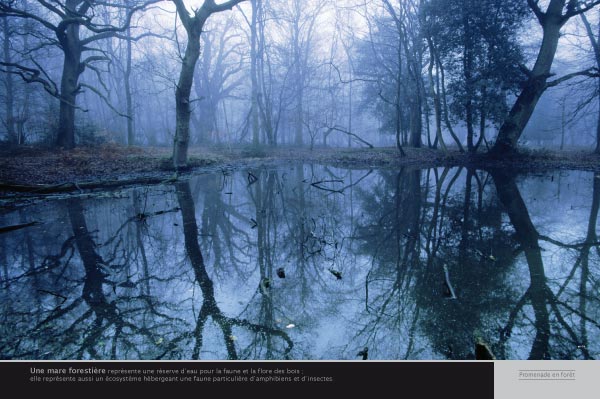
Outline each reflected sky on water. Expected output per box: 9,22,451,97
0,165,598,360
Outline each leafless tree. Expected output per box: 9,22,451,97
171,0,246,170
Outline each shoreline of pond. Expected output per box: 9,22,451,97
0,144,598,195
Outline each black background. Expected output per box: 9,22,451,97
0,361,493,397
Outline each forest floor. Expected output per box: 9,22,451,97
0,144,599,188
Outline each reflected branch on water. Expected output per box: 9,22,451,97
0,164,598,360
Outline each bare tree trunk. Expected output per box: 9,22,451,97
396,41,406,156
125,22,134,146
597,23,600,154
292,7,304,147
581,12,600,153
172,0,245,168
436,49,464,151
0,235,7,287
463,9,475,152
348,78,353,148
2,17,16,144
475,86,487,151
409,97,422,148
250,0,260,148
395,90,406,155
173,26,202,169
427,37,445,151
56,24,82,149
560,100,566,150
491,0,567,156
597,90,600,153
294,76,304,147
256,3,276,147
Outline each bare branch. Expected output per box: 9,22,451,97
527,0,545,24
80,0,163,46
205,0,248,14
79,83,131,119
539,234,600,248
172,0,192,28
82,55,110,65
0,61,59,97
580,12,600,63
0,3,59,32
325,61,377,84
564,0,600,18
327,126,374,148
546,67,600,87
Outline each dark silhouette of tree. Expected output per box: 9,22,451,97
0,0,160,148
423,0,528,152
171,0,246,169
491,0,600,155
492,171,595,359
576,12,600,153
157,181,293,359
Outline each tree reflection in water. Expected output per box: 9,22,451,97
0,165,598,360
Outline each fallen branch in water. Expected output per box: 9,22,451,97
0,175,178,197
135,207,181,221
0,221,42,234
310,179,345,194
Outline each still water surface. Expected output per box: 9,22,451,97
0,164,598,360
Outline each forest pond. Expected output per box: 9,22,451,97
1,164,598,360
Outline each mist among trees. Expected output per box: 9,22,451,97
2,0,600,166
